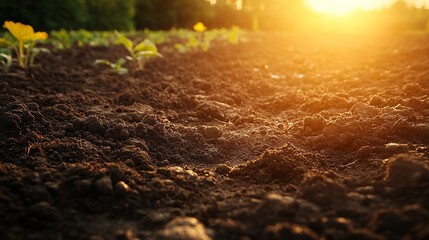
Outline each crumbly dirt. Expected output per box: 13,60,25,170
1,32,429,240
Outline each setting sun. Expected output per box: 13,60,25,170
306,0,396,16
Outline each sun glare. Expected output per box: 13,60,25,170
306,0,397,16
306,0,356,15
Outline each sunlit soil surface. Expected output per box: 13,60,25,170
1,32,429,239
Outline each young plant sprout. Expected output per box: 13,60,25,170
95,58,128,75
50,29,72,49
0,21,48,68
0,52,13,73
174,22,212,53
114,31,162,70
194,22,207,50
227,25,242,45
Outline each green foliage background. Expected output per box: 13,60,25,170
0,0,136,31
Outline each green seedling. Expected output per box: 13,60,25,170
51,29,72,49
114,31,162,70
0,52,12,72
174,22,218,53
227,26,242,44
89,32,114,47
174,34,199,53
174,32,216,53
72,29,92,47
68,30,113,48
95,58,128,75
0,21,48,68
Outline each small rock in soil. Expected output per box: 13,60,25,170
84,116,105,134
155,217,212,240
114,181,130,195
303,115,326,133
382,143,408,158
201,126,223,139
215,164,231,175
298,173,348,207
94,176,113,194
384,143,407,152
264,222,318,240
385,154,429,188
119,146,154,170
369,209,410,235
118,129,130,141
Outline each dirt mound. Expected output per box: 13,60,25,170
230,144,317,184
298,172,349,208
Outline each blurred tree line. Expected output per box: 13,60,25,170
1,0,429,32
0,0,135,31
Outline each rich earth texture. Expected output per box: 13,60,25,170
1,32,429,240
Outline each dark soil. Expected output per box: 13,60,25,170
1,32,429,240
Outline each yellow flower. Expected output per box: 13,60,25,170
3,21,48,42
193,22,207,33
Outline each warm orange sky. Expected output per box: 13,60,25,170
208,0,429,15
306,0,429,15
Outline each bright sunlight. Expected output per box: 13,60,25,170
306,0,396,16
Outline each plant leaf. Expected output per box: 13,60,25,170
117,68,128,75
94,59,113,67
135,51,162,58
116,58,126,65
114,31,133,53
32,32,48,41
174,43,188,53
0,53,13,72
3,21,35,42
134,39,158,53
3,21,48,43
0,38,13,47
133,41,147,52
